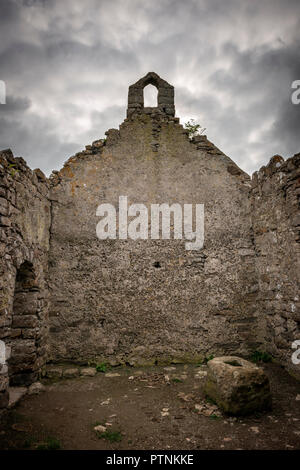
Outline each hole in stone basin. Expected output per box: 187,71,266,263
225,360,242,367
153,261,161,268
144,84,158,107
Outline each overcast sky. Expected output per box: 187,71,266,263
0,0,299,176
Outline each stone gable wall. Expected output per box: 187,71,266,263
47,112,258,366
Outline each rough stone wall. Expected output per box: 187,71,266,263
251,153,300,378
48,107,259,367
0,149,50,408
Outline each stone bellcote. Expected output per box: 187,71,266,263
127,72,175,118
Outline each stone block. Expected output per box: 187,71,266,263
10,340,36,355
0,197,8,216
9,352,37,366
63,367,79,378
45,366,63,379
28,381,45,395
12,315,38,328
204,356,272,415
81,367,97,377
21,328,37,339
0,216,11,227
0,364,8,376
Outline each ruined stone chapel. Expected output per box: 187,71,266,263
0,72,299,408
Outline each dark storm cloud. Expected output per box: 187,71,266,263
0,0,299,175
197,38,300,169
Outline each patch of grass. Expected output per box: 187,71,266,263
23,436,36,449
36,436,61,450
195,354,214,366
204,354,214,364
250,351,272,363
184,119,206,139
205,395,217,406
96,362,110,373
8,163,19,178
96,429,122,443
172,378,183,383
209,414,221,420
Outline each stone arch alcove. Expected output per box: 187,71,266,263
127,71,175,117
8,261,41,387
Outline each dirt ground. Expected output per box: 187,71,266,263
0,362,299,450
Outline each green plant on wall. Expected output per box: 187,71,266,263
96,362,109,373
8,163,19,178
250,351,272,363
184,119,206,139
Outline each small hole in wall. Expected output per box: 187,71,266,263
153,261,161,268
